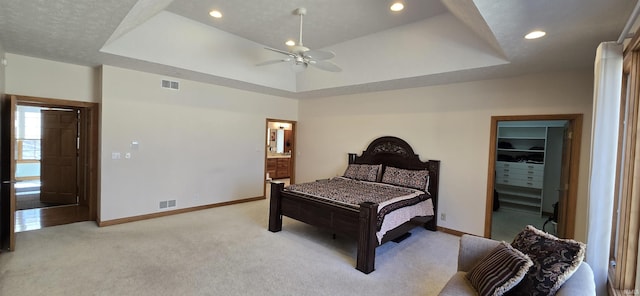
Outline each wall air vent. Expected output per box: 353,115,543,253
161,79,180,90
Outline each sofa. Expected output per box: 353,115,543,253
438,234,596,296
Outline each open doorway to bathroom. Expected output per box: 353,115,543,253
264,119,296,198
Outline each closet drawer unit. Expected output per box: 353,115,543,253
495,177,543,189
497,166,543,177
497,173,543,184
498,169,542,181
496,161,544,172
495,161,544,189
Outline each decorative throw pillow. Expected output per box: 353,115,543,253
343,164,381,182
508,225,586,296
466,242,533,296
381,166,429,190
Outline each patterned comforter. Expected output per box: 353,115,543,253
285,177,432,231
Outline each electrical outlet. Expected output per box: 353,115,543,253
168,200,176,207
440,213,446,221
159,201,168,209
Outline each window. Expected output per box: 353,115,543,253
15,106,42,161
18,139,41,160
14,106,42,181
609,38,640,294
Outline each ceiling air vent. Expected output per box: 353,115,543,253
161,79,180,90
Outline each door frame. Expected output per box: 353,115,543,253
1,95,99,251
484,114,583,239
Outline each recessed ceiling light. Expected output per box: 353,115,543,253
285,40,295,46
209,10,222,18
390,2,404,12
525,30,546,40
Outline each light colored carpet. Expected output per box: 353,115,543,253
0,198,459,296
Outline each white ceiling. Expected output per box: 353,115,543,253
0,0,636,99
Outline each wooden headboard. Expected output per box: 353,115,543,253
348,136,440,213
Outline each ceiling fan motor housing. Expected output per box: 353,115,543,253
291,45,309,55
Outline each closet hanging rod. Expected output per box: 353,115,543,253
617,0,640,44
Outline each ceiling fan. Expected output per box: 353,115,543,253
258,8,342,72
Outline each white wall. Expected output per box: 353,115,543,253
100,66,297,221
5,54,99,102
4,55,298,223
298,13,507,91
543,127,564,213
296,71,593,241
101,11,296,92
0,42,5,95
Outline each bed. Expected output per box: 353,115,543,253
268,136,440,274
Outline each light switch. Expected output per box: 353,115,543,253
130,141,139,150
112,152,121,159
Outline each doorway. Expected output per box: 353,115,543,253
264,119,296,197
14,106,80,211
484,114,583,240
0,95,99,251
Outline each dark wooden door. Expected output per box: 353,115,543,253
0,95,17,251
40,110,78,205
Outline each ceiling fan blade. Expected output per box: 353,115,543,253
256,58,291,66
309,60,342,72
264,47,295,57
304,49,335,60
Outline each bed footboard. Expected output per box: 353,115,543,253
268,181,379,274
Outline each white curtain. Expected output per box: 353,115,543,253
587,41,623,296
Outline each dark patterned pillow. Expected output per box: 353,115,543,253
467,242,533,296
381,166,429,190
343,164,381,182
508,225,586,296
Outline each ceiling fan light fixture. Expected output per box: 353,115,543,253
209,10,222,18
292,62,307,72
390,2,404,12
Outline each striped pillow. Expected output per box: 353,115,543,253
466,242,533,296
